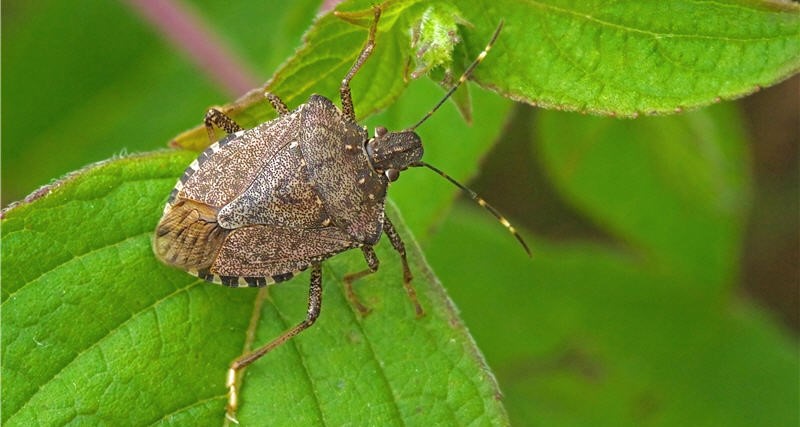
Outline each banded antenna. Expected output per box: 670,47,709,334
411,20,504,131
416,162,531,257
409,21,530,256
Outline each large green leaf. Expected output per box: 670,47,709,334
1,151,508,425
422,69,796,426
5,1,798,203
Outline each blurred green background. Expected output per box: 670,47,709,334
3,0,798,425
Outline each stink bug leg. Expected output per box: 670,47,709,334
382,217,422,317
343,218,423,317
343,246,379,315
265,92,289,116
226,264,323,421
204,108,243,142
339,7,380,122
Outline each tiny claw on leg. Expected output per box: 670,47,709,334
343,246,380,316
403,277,424,318
225,367,240,424
344,275,372,316
404,269,424,317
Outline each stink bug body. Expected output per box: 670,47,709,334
153,6,527,421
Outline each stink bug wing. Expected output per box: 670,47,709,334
299,95,387,244
154,198,229,271
155,112,301,272
178,113,300,208
210,225,357,279
216,141,330,230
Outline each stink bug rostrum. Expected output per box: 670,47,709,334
153,7,529,420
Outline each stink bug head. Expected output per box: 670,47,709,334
364,19,506,187
366,129,423,181
367,18,530,257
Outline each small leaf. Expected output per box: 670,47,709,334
407,4,465,80
408,3,477,122
2,151,509,425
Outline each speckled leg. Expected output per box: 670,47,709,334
343,218,424,318
225,265,323,423
339,6,381,122
265,92,289,116
382,216,423,317
343,246,379,315
204,108,243,143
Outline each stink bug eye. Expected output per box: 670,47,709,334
152,6,524,422
385,168,400,182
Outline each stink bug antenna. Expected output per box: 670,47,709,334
410,21,504,131
416,161,531,257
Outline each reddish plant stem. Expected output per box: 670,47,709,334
124,0,261,97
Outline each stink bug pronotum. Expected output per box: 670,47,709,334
153,6,529,420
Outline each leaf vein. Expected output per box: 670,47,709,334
10,280,202,420
524,0,793,41
1,231,152,307
326,266,407,426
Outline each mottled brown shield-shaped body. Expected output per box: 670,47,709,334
152,9,520,420
153,95,388,287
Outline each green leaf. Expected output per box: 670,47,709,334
1,151,509,425
457,0,800,116
536,103,751,289
172,0,800,151
427,207,799,427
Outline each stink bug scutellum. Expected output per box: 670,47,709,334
153,7,529,420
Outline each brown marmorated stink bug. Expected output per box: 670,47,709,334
153,6,529,421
